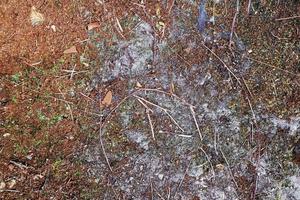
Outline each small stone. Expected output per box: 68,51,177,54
3,133,10,137
158,174,164,180
216,164,225,171
50,25,56,32
26,154,33,160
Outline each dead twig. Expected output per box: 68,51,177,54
246,96,257,125
167,0,175,15
190,105,203,140
167,186,171,200
138,88,194,107
79,92,96,103
199,147,216,179
275,15,300,21
29,88,74,105
244,55,299,76
0,189,20,193
9,160,34,170
99,116,113,172
214,129,218,155
241,77,253,98
219,147,239,197
146,110,155,140
58,88,74,121
134,95,185,132
247,0,251,14
150,180,154,200
100,94,133,129
177,134,193,138
201,43,242,85
136,98,156,140
229,0,239,48
174,159,192,198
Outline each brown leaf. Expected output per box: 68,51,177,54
63,46,77,54
170,82,175,94
88,22,100,31
102,91,112,106
136,81,142,88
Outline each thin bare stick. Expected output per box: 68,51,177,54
136,98,155,140
29,88,74,105
246,96,257,125
9,160,34,170
133,95,170,112
138,88,194,107
100,95,132,129
229,0,239,47
99,116,113,172
167,0,175,15
214,130,218,155
136,98,153,112
153,187,166,200
70,64,76,79
147,110,156,140
241,77,253,98
244,55,298,76
224,0,228,15
219,147,239,197
270,31,289,40
201,43,242,85
199,147,215,179
115,17,124,32
172,49,193,68
135,95,184,132
190,105,203,140
177,134,193,138
275,15,300,21
174,159,192,198
247,0,251,14
79,92,96,103
0,189,20,193
167,186,171,200
165,111,185,132
58,88,74,121
150,180,154,200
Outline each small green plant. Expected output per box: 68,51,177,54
11,73,21,83
50,114,64,125
14,144,28,154
52,158,63,172
37,110,48,122
11,95,17,103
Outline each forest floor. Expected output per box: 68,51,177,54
0,0,300,199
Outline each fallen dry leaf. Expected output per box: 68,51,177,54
102,91,112,106
63,46,77,54
88,22,100,30
170,82,175,94
8,179,16,189
136,81,142,88
30,6,45,26
0,182,5,190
